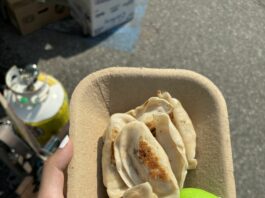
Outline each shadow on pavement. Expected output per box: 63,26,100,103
0,16,116,68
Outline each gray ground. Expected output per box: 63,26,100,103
1,0,265,197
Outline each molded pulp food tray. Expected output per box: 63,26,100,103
68,67,236,198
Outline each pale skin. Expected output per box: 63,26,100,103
38,138,73,198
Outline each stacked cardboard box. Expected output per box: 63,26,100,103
69,0,134,36
6,0,69,35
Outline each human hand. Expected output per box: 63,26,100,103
38,136,73,198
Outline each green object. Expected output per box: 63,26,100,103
180,188,219,198
20,97,29,104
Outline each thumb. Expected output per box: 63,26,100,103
38,136,73,198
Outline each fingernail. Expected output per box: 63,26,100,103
59,135,69,149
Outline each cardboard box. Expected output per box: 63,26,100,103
6,0,69,35
68,0,134,36
68,67,236,198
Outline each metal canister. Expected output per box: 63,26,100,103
4,65,69,145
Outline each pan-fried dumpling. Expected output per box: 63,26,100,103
157,91,197,169
102,113,136,198
114,121,179,197
127,97,173,126
123,182,158,198
153,113,188,188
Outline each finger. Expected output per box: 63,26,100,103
38,136,73,198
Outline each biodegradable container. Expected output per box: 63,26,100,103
68,67,236,198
